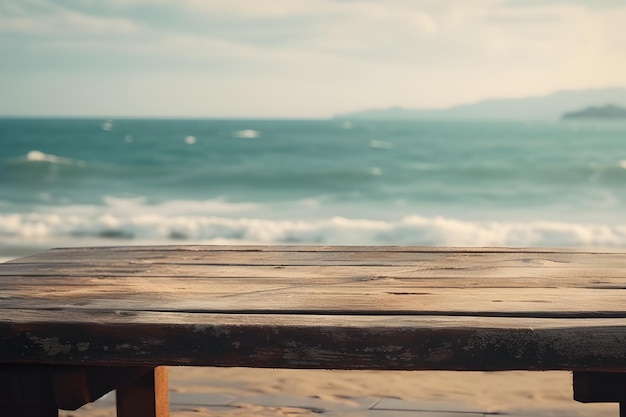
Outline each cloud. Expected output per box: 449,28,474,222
0,1,139,35
503,0,626,10
1,0,626,116
12,13,137,35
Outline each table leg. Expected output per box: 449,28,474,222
573,372,626,417
0,366,58,417
116,366,169,417
54,366,153,410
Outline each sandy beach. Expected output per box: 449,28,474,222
60,368,616,417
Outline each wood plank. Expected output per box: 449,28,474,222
7,246,581,262
1,247,625,317
4,307,626,328
0,276,623,293
3,262,626,283
1,284,624,317
0,309,625,370
1,276,625,298
8,246,622,266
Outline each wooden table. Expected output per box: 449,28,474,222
1,246,625,416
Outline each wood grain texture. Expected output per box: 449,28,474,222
1,246,625,371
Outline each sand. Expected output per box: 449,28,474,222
59,368,616,417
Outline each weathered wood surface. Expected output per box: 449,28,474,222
0,246,625,371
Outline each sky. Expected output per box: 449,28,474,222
1,0,626,118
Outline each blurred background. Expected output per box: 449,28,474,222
2,0,626,260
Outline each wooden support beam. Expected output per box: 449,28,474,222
573,372,626,417
0,366,58,417
116,366,169,417
53,366,157,410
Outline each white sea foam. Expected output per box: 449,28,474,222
101,120,113,131
2,199,626,249
26,150,49,162
24,150,86,167
369,140,393,150
370,167,383,176
232,129,260,139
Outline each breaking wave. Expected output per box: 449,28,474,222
2,198,626,248
22,150,87,167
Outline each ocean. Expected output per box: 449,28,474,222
2,117,626,261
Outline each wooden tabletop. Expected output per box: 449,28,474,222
1,246,625,371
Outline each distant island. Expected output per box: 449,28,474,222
335,87,626,121
562,104,626,119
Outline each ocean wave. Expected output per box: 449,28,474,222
1,151,103,186
232,129,260,139
20,150,87,167
2,202,626,248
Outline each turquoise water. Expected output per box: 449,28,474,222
2,118,626,259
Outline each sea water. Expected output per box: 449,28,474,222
2,118,626,260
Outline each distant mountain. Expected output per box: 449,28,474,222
562,104,626,119
336,87,626,120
